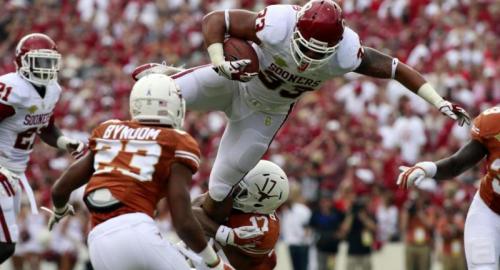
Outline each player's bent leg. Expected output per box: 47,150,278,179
0,242,15,263
208,107,291,202
173,65,238,112
464,193,500,270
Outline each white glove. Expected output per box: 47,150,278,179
132,62,185,81
212,59,257,82
41,204,75,231
57,136,86,159
397,162,437,189
437,100,471,126
215,225,263,248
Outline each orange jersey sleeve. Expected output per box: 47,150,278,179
172,130,201,173
470,107,500,143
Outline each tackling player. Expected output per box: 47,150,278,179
398,106,500,270
133,0,470,224
0,33,84,263
46,74,230,270
189,160,289,270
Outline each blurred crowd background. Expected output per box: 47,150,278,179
0,0,498,269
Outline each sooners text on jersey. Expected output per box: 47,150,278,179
471,107,500,215
84,120,200,227
0,72,61,173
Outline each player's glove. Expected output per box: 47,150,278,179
57,136,86,159
207,43,257,82
212,59,257,82
41,204,75,231
132,62,185,81
437,100,471,126
215,225,263,248
397,162,437,189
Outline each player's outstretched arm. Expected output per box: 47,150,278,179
168,163,225,269
40,116,86,158
397,139,488,188
355,47,471,126
52,152,95,208
46,152,95,230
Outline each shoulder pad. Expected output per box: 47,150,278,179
256,5,297,46
335,27,363,71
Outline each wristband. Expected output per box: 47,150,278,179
391,58,399,79
197,244,219,266
56,136,71,150
415,161,437,178
224,10,230,33
417,83,444,108
207,43,225,66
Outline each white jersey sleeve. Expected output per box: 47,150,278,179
333,27,363,72
255,5,298,46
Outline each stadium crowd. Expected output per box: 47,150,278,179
0,0,498,269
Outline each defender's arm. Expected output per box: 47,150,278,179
434,139,488,180
52,152,95,208
355,47,470,126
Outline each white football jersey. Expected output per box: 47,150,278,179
0,72,61,173
246,4,363,112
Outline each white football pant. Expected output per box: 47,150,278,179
174,66,291,201
88,213,191,270
464,193,500,270
0,171,26,243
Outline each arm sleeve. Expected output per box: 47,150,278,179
174,134,201,174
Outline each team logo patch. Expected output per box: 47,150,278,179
28,105,38,114
273,56,288,68
264,116,272,126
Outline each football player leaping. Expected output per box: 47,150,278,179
46,74,232,270
183,160,288,270
398,106,500,270
133,0,470,224
0,33,84,263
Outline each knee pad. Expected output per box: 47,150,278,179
468,238,496,267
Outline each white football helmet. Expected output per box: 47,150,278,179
15,33,61,86
129,73,185,129
233,160,289,214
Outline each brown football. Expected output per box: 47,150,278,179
223,37,260,74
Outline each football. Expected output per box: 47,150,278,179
223,37,260,74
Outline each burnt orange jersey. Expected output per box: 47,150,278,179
226,211,279,256
84,120,200,227
470,107,500,215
